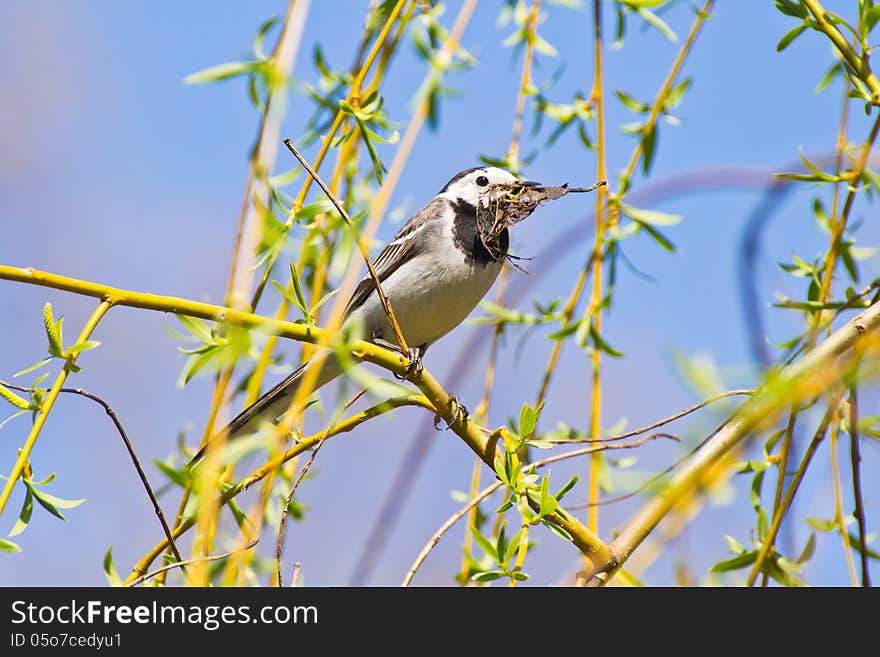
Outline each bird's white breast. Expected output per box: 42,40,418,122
347,211,503,349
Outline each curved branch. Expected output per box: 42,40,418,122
128,540,258,588
543,389,753,444
0,300,110,515
402,432,673,587
0,380,185,567
585,298,880,586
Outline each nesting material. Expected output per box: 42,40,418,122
476,180,606,259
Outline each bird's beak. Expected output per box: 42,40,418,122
519,180,543,188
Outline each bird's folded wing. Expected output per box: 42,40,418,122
343,197,446,317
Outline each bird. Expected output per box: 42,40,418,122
191,166,548,464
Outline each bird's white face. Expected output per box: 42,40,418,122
437,166,520,207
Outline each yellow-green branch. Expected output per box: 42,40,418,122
0,300,111,514
803,0,880,103
0,264,610,574
585,298,880,586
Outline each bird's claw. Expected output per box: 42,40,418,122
394,346,424,381
434,396,469,431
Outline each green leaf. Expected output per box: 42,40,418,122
848,533,880,560
619,203,682,226
177,315,214,343
503,528,524,565
13,358,52,378
540,518,573,541
636,7,677,42
622,0,671,7
590,325,624,358
641,125,657,175
533,35,558,57
664,78,692,110
310,288,338,315
777,24,807,51
471,570,505,582
289,261,310,318
519,401,544,440
25,481,85,522
0,382,30,410
0,410,28,431
614,89,650,113
796,533,816,564
806,516,837,532
154,460,190,488
775,0,807,18
9,487,34,537
866,6,880,32
103,547,122,586
710,550,758,572
253,16,280,59
639,222,676,252
185,61,255,84
724,535,745,554
750,469,765,511
43,303,64,358
0,537,21,553
227,498,248,529
757,507,769,543
495,497,514,514
554,475,579,502
471,526,499,562
64,340,100,356
538,475,559,518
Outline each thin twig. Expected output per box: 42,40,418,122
63,386,184,568
283,138,409,353
585,299,880,587
249,0,408,309
128,540,258,587
0,300,111,516
402,481,502,587
543,389,753,444
274,389,366,586
351,165,780,585
402,431,673,587
848,384,871,587
0,378,185,569
829,417,858,586
745,388,845,587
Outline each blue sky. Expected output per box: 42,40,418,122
0,1,876,586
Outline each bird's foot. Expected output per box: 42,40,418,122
434,395,469,431
395,346,424,380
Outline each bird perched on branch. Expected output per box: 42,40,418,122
191,166,596,464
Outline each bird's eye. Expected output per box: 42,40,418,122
475,175,490,187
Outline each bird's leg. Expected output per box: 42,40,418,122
370,332,426,380
434,395,469,431
402,344,426,379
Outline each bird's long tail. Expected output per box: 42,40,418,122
187,355,343,467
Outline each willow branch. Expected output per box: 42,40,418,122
128,540,258,588
283,138,409,353
848,384,871,587
403,432,670,587
544,389,752,443
274,389,366,587
585,298,880,586
802,0,880,103
745,389,845,586
0,300,111,515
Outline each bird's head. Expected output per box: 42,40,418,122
436,166,540,208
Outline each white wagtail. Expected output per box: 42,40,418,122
200,166,563,458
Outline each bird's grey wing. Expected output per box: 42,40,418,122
343,197,446,317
